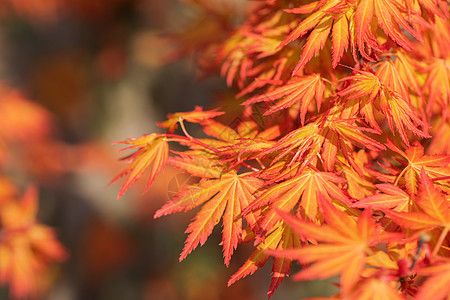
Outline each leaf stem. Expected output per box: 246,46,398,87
431,226,449,257
394,166,408,186
241,162,260,172
179,118,193,139
256,158,266,170
165,134,219,154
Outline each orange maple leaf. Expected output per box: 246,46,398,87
155,171,263,266
292,16,333,74
423,58,450,116
281,0,426,70
259,122,323,168
378,87,430,145
243,74,327,125
385,140,450,194
278,0,341,71
331,9,350,68
339,70,430,145
111,133,169,199
322,113,386,173
353,184,411,211
394,50,422,98
338,71,381,102
383,169,450,257
268,197,400,295
245,166,352,234
413,171,449,229
167,150,223,179
279,0,340,49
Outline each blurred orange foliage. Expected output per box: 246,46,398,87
0,185,67,299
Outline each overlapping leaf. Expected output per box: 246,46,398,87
373,0,422,50
322,115,386,173
292,16,333,74
386,140,450,194
202,119,280,166
423,58,450,115
280,0,427,70
376,60,410,103
393,50,422,97
338,71,381,102
378,88,430,145
340,150,377,200
244,166,351,231
338,69,430,145
243,74,326,124
167,150,222,179
384,169,450,231
259,122,323,168
268,198,400,295
353,184,410,211
279,0,340,48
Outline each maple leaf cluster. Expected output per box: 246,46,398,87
113,0,450,299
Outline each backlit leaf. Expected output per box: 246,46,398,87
155,171,263,266
111,134,169,199
244,74,326,124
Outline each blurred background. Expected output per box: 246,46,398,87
0,0,337,299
